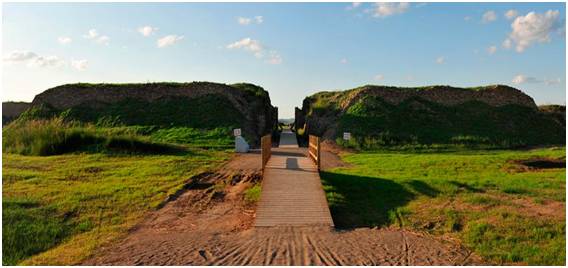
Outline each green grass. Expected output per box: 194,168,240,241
149,127,233,149
244,183,262,203
321,147,565,265
57,95,244,130
336,96,564,148
2,117,234,265
2,150,230,265
2,118,182,156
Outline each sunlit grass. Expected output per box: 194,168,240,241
321,147,565,265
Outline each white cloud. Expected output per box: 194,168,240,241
512,74,540,84
83,29,110,45
96,35,110,45
340,58,348,64
374,74,384,81
138,26,158,37
464,16,471,21
266,51,282,65
487,45,497,55
227,37,264,57
505,9,518,20
83,29,99,39
227,37,282,64
58,36,72,45
28,55,66,68
544,78,562,85
371,2,409,18
482,10,497,23
237,16,263,25
3,50,38,62
238,17,252,25
512,74,563,86
503,10,563,53
3,50,90,70
71,59,88,71
435,56,445,64
157,35,184,48
346,2,362,10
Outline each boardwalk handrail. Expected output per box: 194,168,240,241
308,135,321,171
261,134,272,172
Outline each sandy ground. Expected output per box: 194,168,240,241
84,149,483,265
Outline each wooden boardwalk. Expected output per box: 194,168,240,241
255,130,334,227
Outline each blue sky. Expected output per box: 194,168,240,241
2,2,566,118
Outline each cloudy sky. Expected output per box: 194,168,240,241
2,2,566,118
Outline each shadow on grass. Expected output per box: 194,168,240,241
406,180,440,197
2,198,74,265
320,172,438,229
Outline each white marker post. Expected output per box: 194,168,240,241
233,128,242,137
234,128,249,153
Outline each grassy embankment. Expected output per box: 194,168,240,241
321,147,565,265
2,116,234,265
301,87,564,149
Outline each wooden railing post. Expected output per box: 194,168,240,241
316,136,321,171
308,135,321,171
261,134,272,174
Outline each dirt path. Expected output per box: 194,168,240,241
84,149,483,265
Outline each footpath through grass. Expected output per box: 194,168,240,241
321,147,565,265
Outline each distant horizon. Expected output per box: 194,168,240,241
3,2,566,117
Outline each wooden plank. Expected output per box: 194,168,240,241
255,130,334,227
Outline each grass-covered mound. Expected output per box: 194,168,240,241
27,82,278,145
296,85,565,149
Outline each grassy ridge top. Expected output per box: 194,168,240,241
51,82,266,95
310,84,520,96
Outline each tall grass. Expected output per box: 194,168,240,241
2,118,100,156
2,118,179,156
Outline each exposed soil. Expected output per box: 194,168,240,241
83,152,483,266
320,140,352,171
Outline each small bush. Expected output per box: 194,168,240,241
244,184,262,203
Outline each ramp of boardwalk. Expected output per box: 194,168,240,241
255,130,334,227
